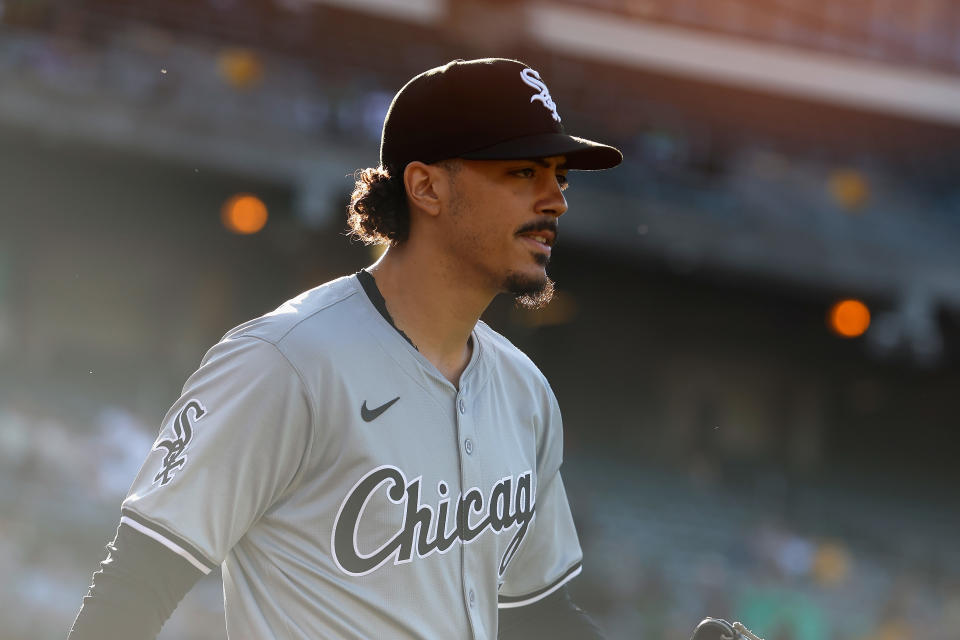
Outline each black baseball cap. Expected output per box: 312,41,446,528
379,58,622,172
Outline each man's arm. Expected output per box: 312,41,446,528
498,585,605,640
69,523,202,640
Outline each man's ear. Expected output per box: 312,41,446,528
404,161,449,218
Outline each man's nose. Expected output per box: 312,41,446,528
538,179,568,218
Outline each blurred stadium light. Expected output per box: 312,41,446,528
216,48,264,90
828,298,870,338
221,193,269,234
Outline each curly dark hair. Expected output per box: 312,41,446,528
346,165,410,246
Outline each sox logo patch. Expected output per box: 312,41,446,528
152,399,205,486
520,68,561,122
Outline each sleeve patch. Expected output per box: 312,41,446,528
152,399,206,486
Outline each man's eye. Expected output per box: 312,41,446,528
514,168,536,178
556,174,569,190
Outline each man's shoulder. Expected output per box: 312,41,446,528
475,321,551,390
222,274,365,348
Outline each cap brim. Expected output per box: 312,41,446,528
458,132,622,170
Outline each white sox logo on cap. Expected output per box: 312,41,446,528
520,68,561,123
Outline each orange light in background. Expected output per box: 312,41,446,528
828,299,870,338
217,48,264,90
812,541,851,586
828,169,870,212
222,194,268,234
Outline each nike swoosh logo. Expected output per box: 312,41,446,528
361,396,400,422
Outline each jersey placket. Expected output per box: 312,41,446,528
454,382,487,640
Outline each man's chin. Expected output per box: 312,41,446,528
504,271,555,310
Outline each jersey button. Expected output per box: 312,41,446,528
458,398,466,414
464,438,474,455
468,589,476,607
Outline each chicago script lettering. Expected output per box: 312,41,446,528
332,466,535,577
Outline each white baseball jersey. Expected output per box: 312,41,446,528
120,273,582,639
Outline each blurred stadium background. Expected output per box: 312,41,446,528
2,0,960,638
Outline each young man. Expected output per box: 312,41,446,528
70,58,622,639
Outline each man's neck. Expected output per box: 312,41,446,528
367,246,492,386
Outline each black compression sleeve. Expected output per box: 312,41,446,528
498,585,606,640
69,522,204,640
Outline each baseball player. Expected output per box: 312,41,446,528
69,58,623,639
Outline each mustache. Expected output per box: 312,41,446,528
515,219,559,241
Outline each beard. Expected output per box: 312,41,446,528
504,256,555,310
512,276,555,310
